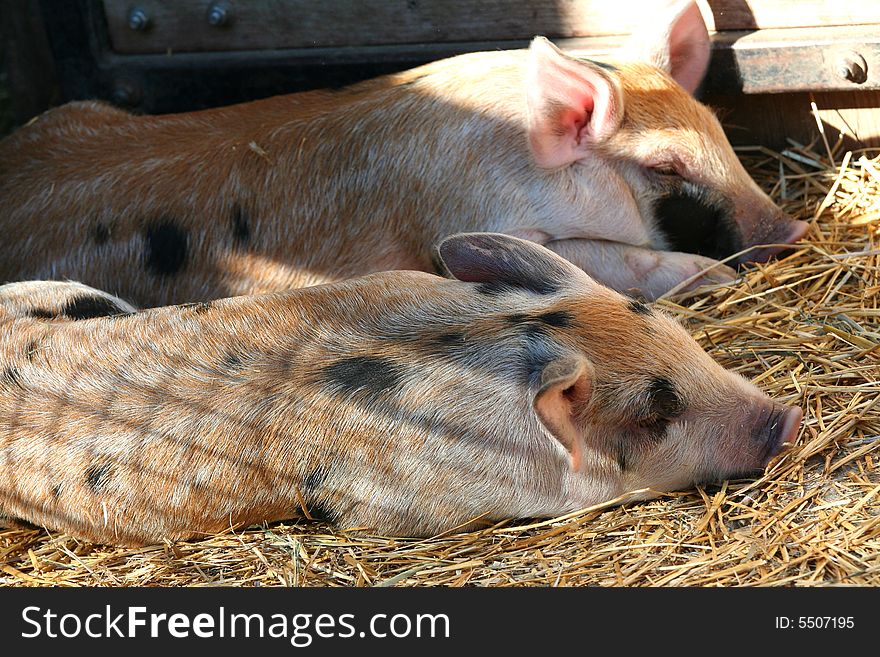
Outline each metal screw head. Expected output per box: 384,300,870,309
836,51,868,84
207,3,231,27
112,80,142,108
127,7,150,31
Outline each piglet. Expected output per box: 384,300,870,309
0,1,807,306
0,234,801,545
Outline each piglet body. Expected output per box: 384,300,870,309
0,1,806,305
0,234,800,545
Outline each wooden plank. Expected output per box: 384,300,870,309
563,25,880,94
701,26,880,94
705,89,880,150
43,25,880,117
102,0,629,54
701,0,880,31
36,1,880,149
101,0,880,55
0,0,59,125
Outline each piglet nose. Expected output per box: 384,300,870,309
740,217,810,265
777,405,802,451
735,211,810,265
784,219,810,244
753,403,802,464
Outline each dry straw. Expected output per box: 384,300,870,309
2,138,878,588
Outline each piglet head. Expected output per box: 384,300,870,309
524,0,808,268
437,232,802,505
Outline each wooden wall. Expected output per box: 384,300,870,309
100,0,880,53
3,0,880,148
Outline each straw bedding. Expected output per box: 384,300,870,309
1,136,878,588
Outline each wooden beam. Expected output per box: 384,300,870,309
100,0,880,55
700,26,880,94
0,0,59,125
706,89,880,149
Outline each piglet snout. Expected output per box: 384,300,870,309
752,403,803,465
738,214,810,265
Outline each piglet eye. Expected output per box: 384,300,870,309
649,163,680,178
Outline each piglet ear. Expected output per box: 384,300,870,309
434,232,584,294
533,354,593,472
526,36,623,169
619,0,711,95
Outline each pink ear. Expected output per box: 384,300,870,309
533,354,593,472
664,1,711,94
620,0,711,95
526,37,622,169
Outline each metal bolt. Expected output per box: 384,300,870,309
127,7,150,31
207,3,231,27
836,51,868,84
112,80,141,108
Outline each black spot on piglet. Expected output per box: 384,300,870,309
616,448,628,472
144,221,188,276
435,331,465,346
25,339,40,361
476,281,515,297
27,308,56,320
654,190,740,261
303,465,328,496
2,367,23,390
506,310,574,336
222,352,245,369
299,465,338,522
231,205,251,245
535,310,573,328
628,299,652,316
93,223,110,245
308,499,340,522
85,463,112,493
63,295,130,320
322,356,403,396
648,377,685,419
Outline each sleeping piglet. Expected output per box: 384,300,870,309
0,233,801,545
0,1,807,306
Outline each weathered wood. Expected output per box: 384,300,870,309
698,26,880,94
26,0,880,151
102,0,633,53
561,26,880,94
706,89,880,150
0,0,59,126
101,0,880,55
701,0,880,31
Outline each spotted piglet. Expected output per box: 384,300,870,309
0,234,801,546
0,1,807,306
